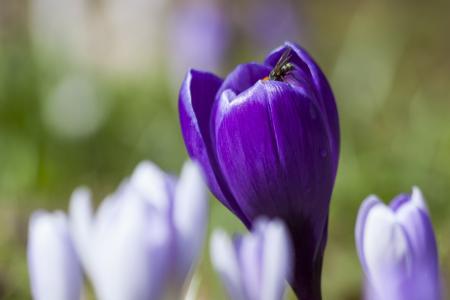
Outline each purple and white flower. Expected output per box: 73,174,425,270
179,41,339,299
69,160,208,300
27,211,82,300
355,186,442,300
210,218,292,300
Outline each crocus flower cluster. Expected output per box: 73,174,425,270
179,41,339,299
355,187,442,300
211,218,293,300
28,161,208,300
27,40,445,300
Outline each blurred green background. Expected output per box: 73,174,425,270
1,0,450,299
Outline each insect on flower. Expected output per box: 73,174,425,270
264,48,294,81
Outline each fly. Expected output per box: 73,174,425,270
268,48,294,81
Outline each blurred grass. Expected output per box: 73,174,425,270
1,0,450,299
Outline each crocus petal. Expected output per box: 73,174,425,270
129,161,173,213
394,188,440,298
362,202,412,289
260,220,292,300
395,188,437,261
68,187,94,274
179,70,249,225
211,218,292,300
173,161,208,283
215,80,333,231
210,230,246,300
265,41,340,168
28,211,82,300
92,197,170,300
238,232,262,300
355,195,385,272
216,63,271,98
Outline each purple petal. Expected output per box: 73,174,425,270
394,188,440,297
179,69,250,226
215,80,334,228
265,41,340,169
389,193,410,211
216,63,271,98
214,80,334,298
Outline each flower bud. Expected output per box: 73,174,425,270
355,187,442,300
211,218,292,300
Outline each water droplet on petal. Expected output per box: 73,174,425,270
320,149,328,158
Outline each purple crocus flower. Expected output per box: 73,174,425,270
27,211,82,300
69,160,208,300
179,41,339,299
355,187,442,300
211,218,292,300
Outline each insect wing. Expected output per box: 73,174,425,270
273,48,292,71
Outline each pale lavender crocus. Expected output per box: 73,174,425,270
355,186,442,300
211,218,293,300
69,160,208,300
27,211,82,300
242,0,301,51
168,1,230,86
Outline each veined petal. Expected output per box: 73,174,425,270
215,80,334,229
173,161,208,283
179,69,249,225
265,41,340,168
395,188,436,261
394,188,440,298
28,211,82,300
216,63,271,98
